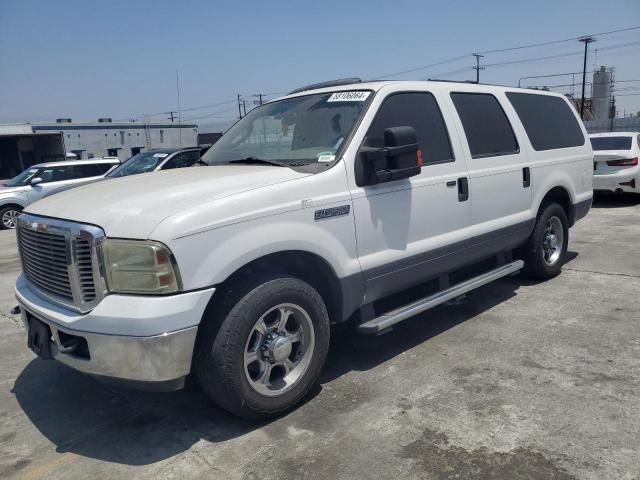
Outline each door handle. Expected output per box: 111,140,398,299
523,167,531,188
457,177,469,202
446,180,457,187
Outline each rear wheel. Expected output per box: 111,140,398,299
0,206,22,230
522,202,568,280
195,276,330,419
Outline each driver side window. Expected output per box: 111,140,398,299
365,92,454,165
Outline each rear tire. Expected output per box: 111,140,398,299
195,276,330,419
522,202,568,280
0,205,22,230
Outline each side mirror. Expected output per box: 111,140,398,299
30,177,43,186
356,126,422,187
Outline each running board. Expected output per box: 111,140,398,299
357,260,524,335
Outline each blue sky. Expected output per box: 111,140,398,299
1,0,639,131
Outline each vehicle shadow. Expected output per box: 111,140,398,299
592,192,640,208
12,275,524,466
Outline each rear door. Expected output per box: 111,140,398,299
449,91,531,233
349,88,472,301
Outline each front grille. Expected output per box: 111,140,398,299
17,214,106,312
18,227,73,300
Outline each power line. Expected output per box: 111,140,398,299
477,26,640,54
373,54,470,79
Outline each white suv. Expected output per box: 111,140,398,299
15,79,593,418
0,158,120,229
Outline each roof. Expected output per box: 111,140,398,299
589,132,638,137
32,122,198,131
30,158,121,168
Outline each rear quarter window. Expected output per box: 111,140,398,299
506,92,585,151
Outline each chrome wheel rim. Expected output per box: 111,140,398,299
243,303,315,397
1,209,19,229
542,216,563,266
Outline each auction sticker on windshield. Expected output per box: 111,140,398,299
327,91,371,102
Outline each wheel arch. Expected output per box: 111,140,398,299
205,250,361,327
537,186,575,226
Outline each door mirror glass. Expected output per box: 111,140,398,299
356,126,422,187
30,177,43,186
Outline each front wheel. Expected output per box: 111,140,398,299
522,202,569,280
0,206,22,230
195,277,330,419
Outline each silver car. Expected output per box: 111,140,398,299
0,158,120,229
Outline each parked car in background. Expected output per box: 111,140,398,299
106,147,207,178
590,132,640,195
0,157,120,229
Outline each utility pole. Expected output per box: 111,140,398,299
165,111,177,122
258,93,264,105
472,53,485,84
237,94,243,119
578,36,595,119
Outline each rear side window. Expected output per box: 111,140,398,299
506,92,585,151
589,136,632,151
451,93,519,158
365,92,454,164
75,163,114,177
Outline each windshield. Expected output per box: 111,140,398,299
107,152,170,177
590,136,632,151
200,91,371,167
5,168,40,187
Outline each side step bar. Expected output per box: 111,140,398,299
357,260,524,335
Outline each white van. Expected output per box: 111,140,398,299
590,132,640,194
15,79,593,418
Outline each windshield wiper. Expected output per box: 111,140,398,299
227,157,287,167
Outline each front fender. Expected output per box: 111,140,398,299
168,207,361,291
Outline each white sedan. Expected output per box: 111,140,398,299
590,132,640,195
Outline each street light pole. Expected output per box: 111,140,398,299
578,36,595,119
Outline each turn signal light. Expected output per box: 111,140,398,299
607,157,638,167
417,149,423,166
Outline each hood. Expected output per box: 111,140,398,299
26,165,310,238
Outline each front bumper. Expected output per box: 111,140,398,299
593,168,639,193
15,274,215,389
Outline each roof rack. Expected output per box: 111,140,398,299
288,78,362,95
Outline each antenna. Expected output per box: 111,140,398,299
176,69,182,150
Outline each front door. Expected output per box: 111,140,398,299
348,89,472,302
27,165,74,203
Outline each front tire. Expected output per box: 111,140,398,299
0,205,22,230
522,202,569,280
195,276,330,419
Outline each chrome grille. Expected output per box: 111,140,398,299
18,227,73,300
75,238,96,302
17,214,106,312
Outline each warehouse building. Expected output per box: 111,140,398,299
1,119,199,180
33,118,198,162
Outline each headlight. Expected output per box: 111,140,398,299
100,239,182,294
